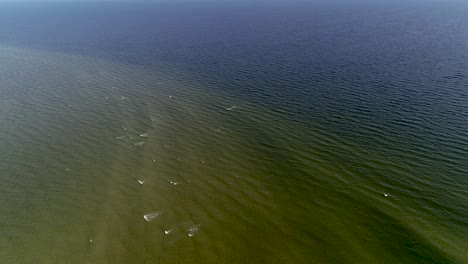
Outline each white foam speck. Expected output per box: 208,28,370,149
138,180,144,185
153,159,156,163
89,239,94,243
143,211,163,222
169,95,173,98
168,180,179,186
383,193,389,197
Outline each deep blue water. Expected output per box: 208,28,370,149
2,1,467,120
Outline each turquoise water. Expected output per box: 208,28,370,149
0,1,467,263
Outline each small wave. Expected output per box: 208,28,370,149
134,141,146,146
143,210,163,222
187,224,200,237
116,135,125,140
140,132,149,137
138,180,144,185
225,106,237,111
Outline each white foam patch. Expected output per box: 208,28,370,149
164,226,175,235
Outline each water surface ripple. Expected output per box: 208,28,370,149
0,1,467,263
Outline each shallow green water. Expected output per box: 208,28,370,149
0,43,466,263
